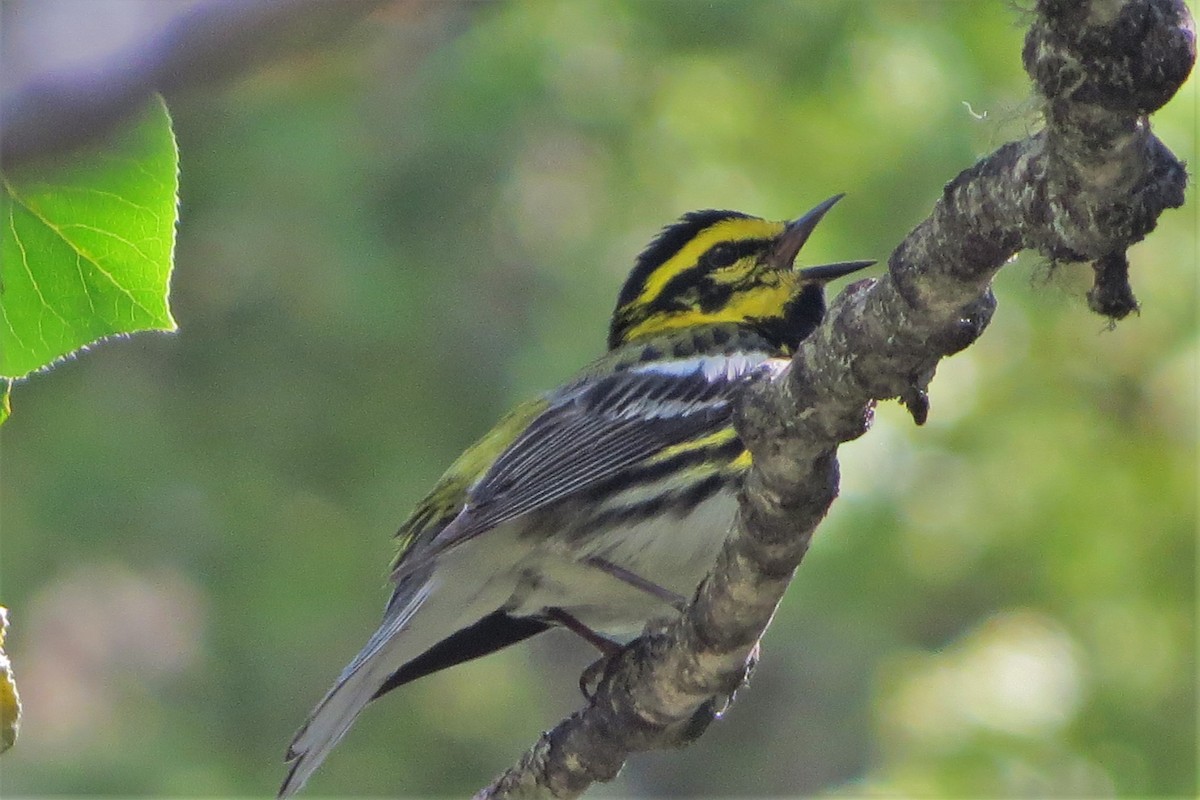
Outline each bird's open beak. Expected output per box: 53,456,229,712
767,194,845,270
799,259,876,282
767,194,875,280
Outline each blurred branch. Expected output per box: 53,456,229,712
476,0,1193,797
0,0,413,170
0,607,19,754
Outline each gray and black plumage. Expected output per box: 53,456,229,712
279,196,872,796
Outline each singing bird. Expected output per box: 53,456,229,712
280,195,872,796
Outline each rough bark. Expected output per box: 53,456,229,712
475,1,1193,797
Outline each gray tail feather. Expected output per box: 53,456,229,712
278,657,390,797
278,577,438,798
278,533,532,797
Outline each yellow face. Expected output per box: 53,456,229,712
619,270,801,343
608,212,803,349
627,216,788,309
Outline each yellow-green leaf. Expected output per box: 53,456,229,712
0,96,179,379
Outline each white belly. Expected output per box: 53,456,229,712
506,488,740,640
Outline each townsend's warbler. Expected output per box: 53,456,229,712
280,195,872,796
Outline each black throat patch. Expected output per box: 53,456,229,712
751,283,827,352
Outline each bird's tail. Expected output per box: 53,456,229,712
278,573,441,798
278,528,537,799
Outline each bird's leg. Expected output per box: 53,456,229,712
577,657,610,700
544,608,626,699
544,607,622,657
582,556,688,612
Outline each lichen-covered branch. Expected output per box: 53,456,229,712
475,1,1193,797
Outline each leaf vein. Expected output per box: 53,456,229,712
6,204,66,349
75,252,97,316
57,186,159,218
2,180,157,319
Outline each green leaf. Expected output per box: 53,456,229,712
0,96,179,379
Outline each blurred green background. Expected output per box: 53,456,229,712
1,0,1195,796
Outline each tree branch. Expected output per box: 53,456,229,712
475,0,1193,797
0,0,417,170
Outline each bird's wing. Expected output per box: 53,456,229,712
398,352,782,570
391,397,549,570
281,352,781,797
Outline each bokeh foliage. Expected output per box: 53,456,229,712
0,1,1194,796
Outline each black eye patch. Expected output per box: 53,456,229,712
702,239,767,270
704,244,739,269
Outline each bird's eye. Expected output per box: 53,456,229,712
705,244,738,269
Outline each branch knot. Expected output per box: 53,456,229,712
1024,0,1195,116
